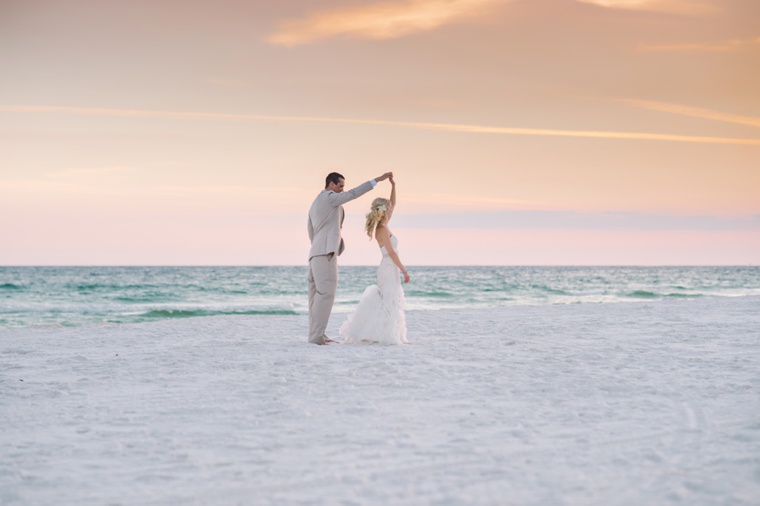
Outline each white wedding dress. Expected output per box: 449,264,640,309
340,235,408,345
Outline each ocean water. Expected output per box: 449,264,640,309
1,266,758,329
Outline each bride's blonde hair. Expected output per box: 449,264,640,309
365,197,390,239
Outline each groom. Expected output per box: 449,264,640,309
307,171,392,345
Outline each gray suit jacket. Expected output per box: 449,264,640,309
308,181,374,260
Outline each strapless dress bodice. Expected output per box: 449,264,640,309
379,235,398,257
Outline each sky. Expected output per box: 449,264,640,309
1,0,758,265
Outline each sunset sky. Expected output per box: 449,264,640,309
1,0,758,265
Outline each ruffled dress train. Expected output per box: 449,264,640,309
340,236,408,345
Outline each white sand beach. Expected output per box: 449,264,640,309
2,296,759,505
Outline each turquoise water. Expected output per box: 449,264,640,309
1,266,758,329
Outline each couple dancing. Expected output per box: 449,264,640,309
307,171,410,346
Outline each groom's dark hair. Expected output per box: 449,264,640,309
325,172,345,188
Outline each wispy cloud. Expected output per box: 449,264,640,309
266,0,723,47
623,99,760,128
576,0,717,14
0,167,312,210
3,104,760,146
639,37,760,53
267,0,506,47
44,166,116,176
405,192,556,211
576,0,657,7
397,209,760,231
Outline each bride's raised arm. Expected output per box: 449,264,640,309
386,175,397,223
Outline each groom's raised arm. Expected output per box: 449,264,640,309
327,172,392,206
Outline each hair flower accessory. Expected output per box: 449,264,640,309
378,204,387,212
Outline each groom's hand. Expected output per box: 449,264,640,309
375,172,393,182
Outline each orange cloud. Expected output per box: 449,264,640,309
577,0,717,14
267,0,505,47
623,99,760,128
3,104,760,146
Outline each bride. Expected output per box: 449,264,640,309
340,175,410,345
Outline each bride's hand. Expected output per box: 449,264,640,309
402,270,410,283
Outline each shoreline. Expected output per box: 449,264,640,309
2,292,759,332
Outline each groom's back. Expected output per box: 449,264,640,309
308,190,340,259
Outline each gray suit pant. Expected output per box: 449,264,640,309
307,253,338,344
